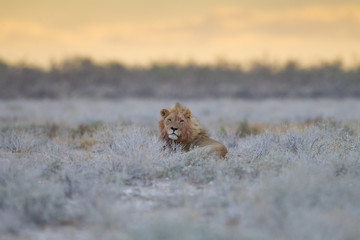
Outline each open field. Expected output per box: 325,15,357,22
0,99,360,240
1,98,360,126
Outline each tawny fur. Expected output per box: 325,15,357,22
159,103,228,158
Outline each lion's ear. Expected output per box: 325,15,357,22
184,109,191,118
160,109,170,118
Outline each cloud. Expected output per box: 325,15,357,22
243,5,360,39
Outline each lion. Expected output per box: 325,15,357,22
158,103,228,158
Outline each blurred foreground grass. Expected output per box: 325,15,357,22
0,118,359,240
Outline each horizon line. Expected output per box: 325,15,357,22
1,55,359,70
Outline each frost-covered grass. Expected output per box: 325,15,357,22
0,100,359,240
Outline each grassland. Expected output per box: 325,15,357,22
0,99,359,240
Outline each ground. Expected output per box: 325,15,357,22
0,99,359,240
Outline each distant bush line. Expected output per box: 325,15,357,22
0,57,359,99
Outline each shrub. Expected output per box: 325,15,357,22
0,129,40,153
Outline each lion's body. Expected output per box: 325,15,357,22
158,103,228,158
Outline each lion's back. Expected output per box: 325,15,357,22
190,132,228,158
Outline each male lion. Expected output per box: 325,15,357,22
158,103,228,158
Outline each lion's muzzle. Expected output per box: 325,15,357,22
168,127,179,140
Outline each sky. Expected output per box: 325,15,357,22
1,0,360,67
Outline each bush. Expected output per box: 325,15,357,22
0,129,40,153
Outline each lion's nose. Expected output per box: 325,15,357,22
171,127,178,131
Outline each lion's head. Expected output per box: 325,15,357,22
158,103,194,142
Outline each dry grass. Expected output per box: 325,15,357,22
0,113,359,240
0,99,360,240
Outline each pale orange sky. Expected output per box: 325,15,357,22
1,0,360,67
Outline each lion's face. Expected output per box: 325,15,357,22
159,108,193,142
163,112,187,140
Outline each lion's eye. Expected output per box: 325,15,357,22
167,119,171,122
180,120,184,123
